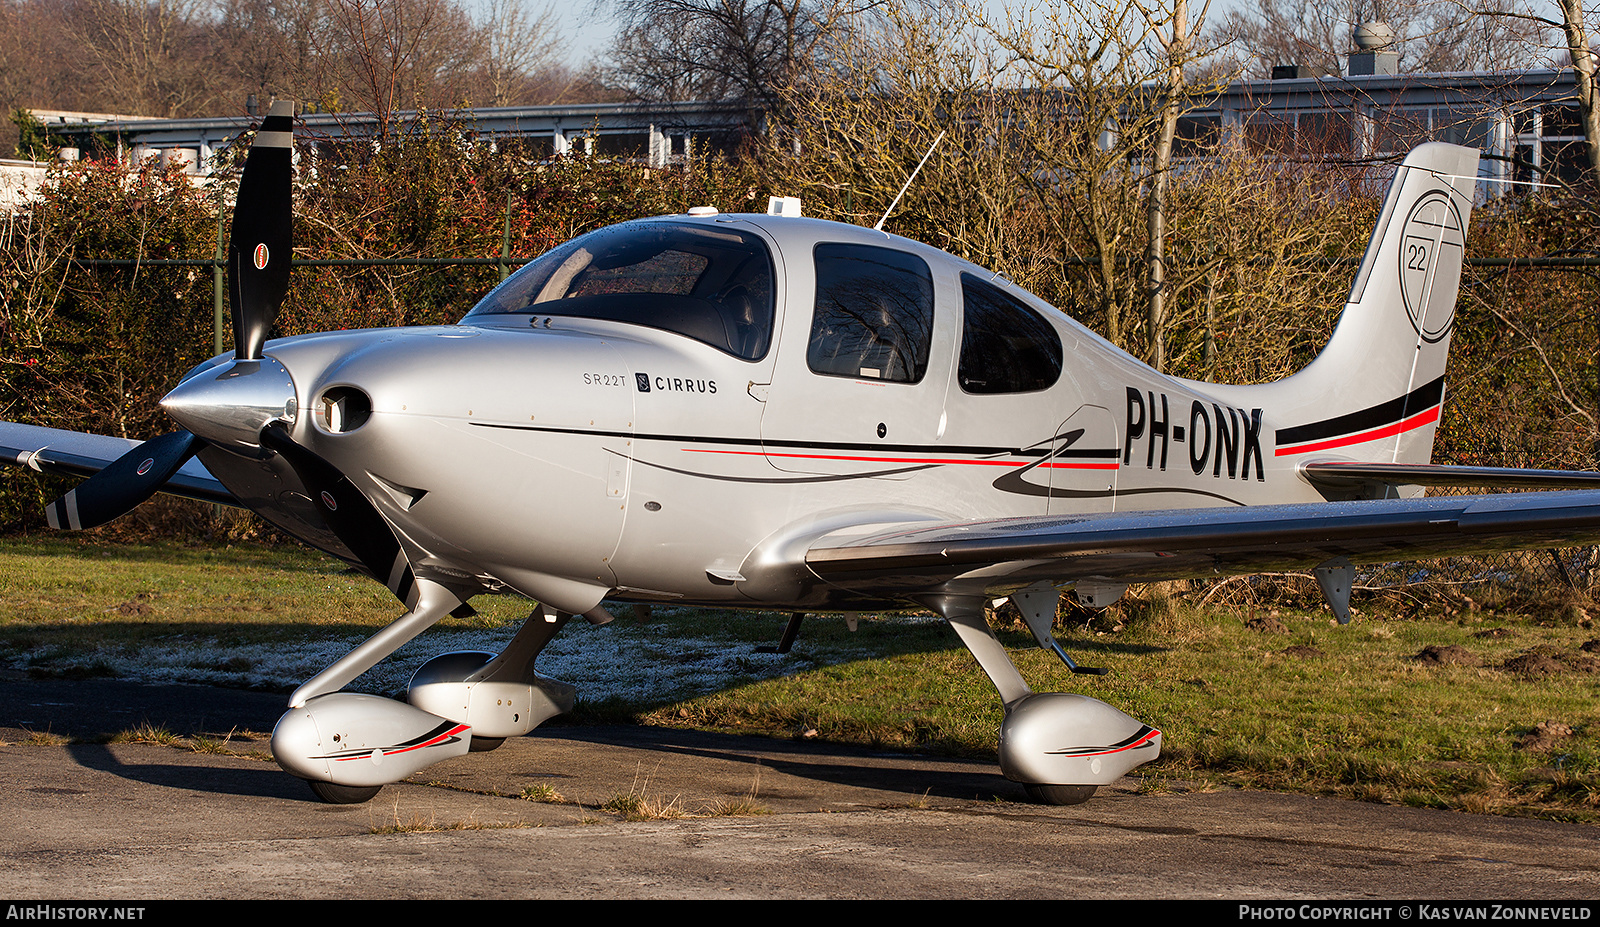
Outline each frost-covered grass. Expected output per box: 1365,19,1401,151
18,615,892,704
0,537,933,708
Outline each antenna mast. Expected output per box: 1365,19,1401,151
874,131,946,232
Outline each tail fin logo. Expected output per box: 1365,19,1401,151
1399,190,1465,343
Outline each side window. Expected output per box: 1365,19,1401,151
958,273,1063,394
809,243,934,383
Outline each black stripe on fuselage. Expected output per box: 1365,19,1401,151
1274,376,1445,447
470,420,1120,461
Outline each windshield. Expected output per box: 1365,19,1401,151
463,220,776,360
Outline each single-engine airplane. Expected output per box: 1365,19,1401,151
8,101,1600,805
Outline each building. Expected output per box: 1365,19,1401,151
6,58,1592,209
1176,68,1590,193
32,101,751,179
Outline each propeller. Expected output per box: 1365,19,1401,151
43,100,295,529
42,102,417,601
259,423,418,605
228,101,294,361
44,430,201,530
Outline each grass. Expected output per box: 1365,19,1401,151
520,783,566,803
708,793,771,816
108,723,185,746
707,768,771,817
601,766,686,820
1,536,1598,820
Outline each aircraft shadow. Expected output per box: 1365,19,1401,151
62,741,306,799
539,724,1029,803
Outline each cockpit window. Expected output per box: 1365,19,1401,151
463,221,776,360
808,243,934,383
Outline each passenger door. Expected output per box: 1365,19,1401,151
759,241,954,480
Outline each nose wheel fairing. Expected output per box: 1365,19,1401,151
999,693,1162,787
271,599,581,800
271,693,472,788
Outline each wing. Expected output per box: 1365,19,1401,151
802,491,1600,598
0,421,234,506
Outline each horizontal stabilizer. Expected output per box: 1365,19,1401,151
1302,460,1600,491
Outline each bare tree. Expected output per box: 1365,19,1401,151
316,0,485,128
1552,0,1600,187
772,5,1031,255
212,0,331,110
1433,0,1596,190
60,0,220,116
604,0,872,114
1,0,608,132
1139,0,1215,373
474,0,566,106
1414,0,1553,72
977,0,1231,364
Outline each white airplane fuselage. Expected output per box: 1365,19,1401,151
204,205,1453,617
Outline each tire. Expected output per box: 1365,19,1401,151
469,736,505,753
1024,783,1098,806
307,779,383,804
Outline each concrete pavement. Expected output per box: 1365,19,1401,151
2,673,1596,900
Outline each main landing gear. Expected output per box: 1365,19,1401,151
918,584,1162,805
270,577,590,803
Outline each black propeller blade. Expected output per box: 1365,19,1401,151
259,423,417,605
44,431,202,530
228,99,295,361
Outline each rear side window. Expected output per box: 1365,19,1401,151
808,243,934,383
958,273,1062,393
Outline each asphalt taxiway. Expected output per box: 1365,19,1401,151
2,673,1596,900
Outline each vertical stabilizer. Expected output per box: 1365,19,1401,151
1267,143,1479,465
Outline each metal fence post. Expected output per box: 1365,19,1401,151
213,211,225,357
499,190,514,283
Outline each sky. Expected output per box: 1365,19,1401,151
528,0,1577,74
556,5,618,64
532,0,1265,71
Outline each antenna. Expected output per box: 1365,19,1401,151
874,130,946,232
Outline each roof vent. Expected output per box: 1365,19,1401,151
687,206,718,217
1349,21,1399,76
